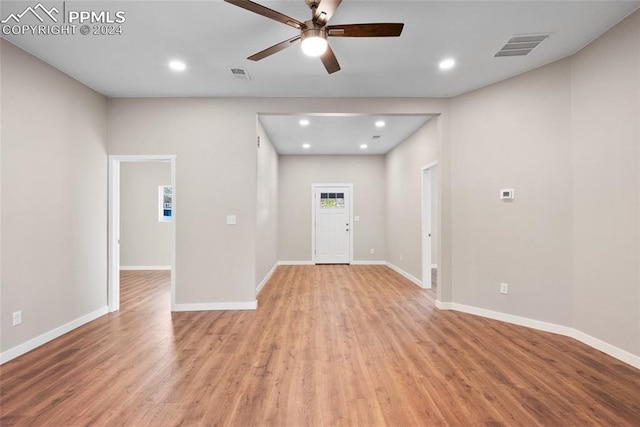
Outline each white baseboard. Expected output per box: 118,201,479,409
172,301,258,312
571,329,640,369
351,260,386,265
120,266,171,271
256,263,278,295
0,306,108,364
435,301,640,369
278,261,314,266
385,262,423,288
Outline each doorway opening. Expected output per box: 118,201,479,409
421,162,438,290
312,183,353,264
108,155,177,312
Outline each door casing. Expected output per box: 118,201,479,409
108,155,177,312
421,161,438,289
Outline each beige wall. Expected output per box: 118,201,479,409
385,119,440,281
120,162,172,268
107,97,451,307
278,155,386,262
256,120,279,287
448,9,640,356
4,7,638,362
450,59,574,326
570,10,639,356
1,40,108,352
107,98,260,305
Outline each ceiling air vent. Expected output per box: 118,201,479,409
372,135,381,140
495,34,549,57
230,67,251,81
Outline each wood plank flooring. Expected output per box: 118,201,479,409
1,266,639,426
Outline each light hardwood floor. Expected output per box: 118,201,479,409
1,266,639,425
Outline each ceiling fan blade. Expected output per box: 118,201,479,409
224,0,304,29
320,44,341,74
327,23,404,37
248,36,301,61
313,0,343,26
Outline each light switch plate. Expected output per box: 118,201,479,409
354,216,360,222
226,215,237,225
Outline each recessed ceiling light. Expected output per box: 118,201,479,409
302,143,311,149
439,58,456,70
299,119,310,126
360,144,368,149
168,60,186,72
375,120,386,128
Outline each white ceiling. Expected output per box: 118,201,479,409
259,114,432,155
3,1,638,156
1,1,638,98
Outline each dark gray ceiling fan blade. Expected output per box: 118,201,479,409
248,36,302,61
320,44,341,74
327,23,404,37
224,0,304,29
313,0,343,26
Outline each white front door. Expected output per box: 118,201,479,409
314,186,351,264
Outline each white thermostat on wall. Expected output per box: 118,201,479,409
500,189,515,201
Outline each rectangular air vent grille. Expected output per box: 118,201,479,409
495,34,549,57
230,68,251,81
372,135,381,140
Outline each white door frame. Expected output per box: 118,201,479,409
311,183,354,264
421,161,438,289
108,155,177,312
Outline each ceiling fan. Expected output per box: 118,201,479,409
224,0,404,74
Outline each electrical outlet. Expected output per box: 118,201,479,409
12,311,22,326
500,283,508,294
370,248,375,254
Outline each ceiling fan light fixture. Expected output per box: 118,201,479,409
301,28,328,57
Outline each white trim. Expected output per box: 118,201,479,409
0,306,108,364
421,161,439,291
437,302,570,335
256,263,278,295
351,260,387,265
431,264,438,269
311,183,354,264
109,155,177,313
108,158,120,312
435,300,453,310
110,155,177,162
172,301,258,312
278,260,314,266
435,302,640,369
385,262,423,288
120,266,171,271
421,161,439,172
572,329,640,369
